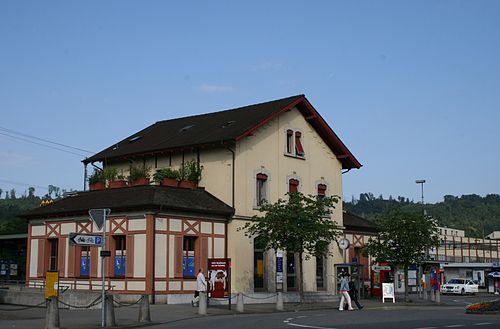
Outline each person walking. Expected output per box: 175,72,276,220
348,277,364,310
192,268,207,307
338,272,354,311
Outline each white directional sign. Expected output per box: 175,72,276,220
69,233,103,247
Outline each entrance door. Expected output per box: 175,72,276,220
287,253,297,291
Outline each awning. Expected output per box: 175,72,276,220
487,271,500,278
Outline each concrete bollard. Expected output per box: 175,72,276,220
138,295,151,322
45,296,60,329
198,292,207,315
435,290,441,303
276,292,284,311
236,293,244,313
105,295,116,327
430,289,435,302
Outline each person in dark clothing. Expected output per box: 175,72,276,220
348,278,363,310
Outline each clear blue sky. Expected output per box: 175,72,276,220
1,1,499,203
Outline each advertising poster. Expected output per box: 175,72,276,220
208,258,230,298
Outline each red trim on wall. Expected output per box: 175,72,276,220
90,247,98,277
173,235,183,278
58,237,66,277
26,224,32,283
126,235,134,278
145,214,154,295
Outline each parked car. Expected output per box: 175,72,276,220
441,278,479,295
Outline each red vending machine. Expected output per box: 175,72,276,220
371,264,393,297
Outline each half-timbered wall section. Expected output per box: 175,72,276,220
27,214,226,297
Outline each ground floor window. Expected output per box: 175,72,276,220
287,252,297,290
48,239,58,271
80,246,90,277
183,236,197,277
316,256,325,289
114,236,126,277
254,237,265,290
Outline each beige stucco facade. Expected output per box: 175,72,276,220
26,98,358,301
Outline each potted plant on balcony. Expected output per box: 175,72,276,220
153,168,180,187
178,160,203,189
105,167,128,188
88,169,105,190
128,164,151,186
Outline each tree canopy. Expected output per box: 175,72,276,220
344,193,500,238
240,192,341,302
365,207,438,301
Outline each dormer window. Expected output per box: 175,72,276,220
285,129,305,158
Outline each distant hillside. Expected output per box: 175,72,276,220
343,193,500,238
0,195,41,235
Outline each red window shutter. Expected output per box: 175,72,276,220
37,239,45,277
174,235,184,278
67,245,76,277
317,184,327,196
125,235,134,278
256,173,268,180
200,237,208,273
58,238,66,277
90,247,98,277
295,132,304,155
289,179,299,193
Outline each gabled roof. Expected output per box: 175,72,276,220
83,95,361,169
343,211,378,233
21,185,234,220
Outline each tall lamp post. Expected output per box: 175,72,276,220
415,179,426,216
415,179,426,299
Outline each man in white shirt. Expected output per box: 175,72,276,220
192,268,207,307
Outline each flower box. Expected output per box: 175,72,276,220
108,180,128,189
130,178,150,186
89,182,105,191
161,178,178,187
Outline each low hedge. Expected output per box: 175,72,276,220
466,299,500,314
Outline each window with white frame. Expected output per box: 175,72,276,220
256,173,268,206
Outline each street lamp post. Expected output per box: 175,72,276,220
415,179,426,216
415,179,426,299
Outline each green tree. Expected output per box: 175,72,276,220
365,207,438,302
240,192,341,303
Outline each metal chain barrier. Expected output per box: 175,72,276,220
241,293,279,300
0,300,47,311
111,295,144,307
57,295,102,309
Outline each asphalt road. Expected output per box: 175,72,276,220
147,307,500,329
147,295,500,329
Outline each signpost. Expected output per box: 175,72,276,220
69,233,103,247
89,208,111,328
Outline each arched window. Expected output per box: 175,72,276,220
256,173,268,206
288,179,300,193
317,184,327,198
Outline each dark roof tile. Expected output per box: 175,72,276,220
21,185,234,220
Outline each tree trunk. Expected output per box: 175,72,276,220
298,252,304,303
404,265,410,302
